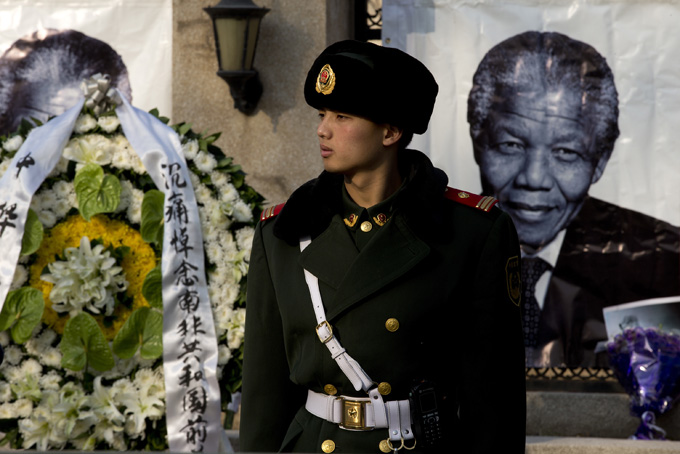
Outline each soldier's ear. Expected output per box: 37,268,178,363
383,124,403,147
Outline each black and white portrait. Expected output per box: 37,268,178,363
0,29,132,135
382,2,680,369
467,31,680,367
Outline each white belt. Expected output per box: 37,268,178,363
300,237,415,447
305,390,414,442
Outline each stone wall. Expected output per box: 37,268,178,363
172,0,355,207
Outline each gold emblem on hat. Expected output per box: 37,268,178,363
316,64,336,95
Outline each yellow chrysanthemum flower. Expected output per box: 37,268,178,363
29,215,157,340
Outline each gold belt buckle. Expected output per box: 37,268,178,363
339,398,371,431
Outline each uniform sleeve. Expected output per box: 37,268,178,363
458,210,526,453
239,222,306,452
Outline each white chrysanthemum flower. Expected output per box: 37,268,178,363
97,115,121,133
52,198,73,220
218,344,232,365
189,171,201,188
182,139,199,160
232,199,253,222
74,114,97,133
39,371,62,391
233,307,246,326
194,183,213,205
35,189,58,208
205,239,225,265
3,134,24,152
21,358,43,376
220,182,239,204
202,223,221,243
0,402,15,419
41,236,128,317
24,337,43,357
10,264,28,290
227,325,245,350
14,398,34,418
214,302,234,330
235,226,255,255
126,187,145,224
211,171,230,189
36,209,57,228
0,381,12,403
39,348,63,368
4,345,24,366
194,150,218,173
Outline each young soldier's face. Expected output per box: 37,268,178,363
475,87,608,250
316,109,392,177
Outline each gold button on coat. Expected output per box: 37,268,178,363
324,384,337,395
378,382,392,395
379,439,392,453
385,318,400,332
360,221,373,232
321,439,335,453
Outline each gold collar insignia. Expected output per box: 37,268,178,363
343,213,358,227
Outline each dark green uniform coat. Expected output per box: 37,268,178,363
240,150,525,453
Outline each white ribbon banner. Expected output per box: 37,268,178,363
0,91,222,452
0,99,84,310
115,92,222,453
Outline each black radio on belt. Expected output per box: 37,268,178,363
408,380,445,449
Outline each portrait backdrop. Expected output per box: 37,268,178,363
383,0,680,226
0,0,172,122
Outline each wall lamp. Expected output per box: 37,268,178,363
204,0,269,115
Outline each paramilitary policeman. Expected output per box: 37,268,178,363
239,40,526,453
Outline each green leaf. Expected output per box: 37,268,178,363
178,123,192,137
141,266,163,309
112,307,163,360
0,287,44,344
74,164,121,221
141,189,165,244
60,313,115,371
20,209,43,256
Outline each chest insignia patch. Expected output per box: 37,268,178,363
506,256,521,306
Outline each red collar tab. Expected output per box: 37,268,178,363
260,203,285,222
444,187,498,212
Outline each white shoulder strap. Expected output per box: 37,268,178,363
300,236,374,392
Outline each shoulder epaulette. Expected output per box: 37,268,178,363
444,187,498,212
260,203,285,222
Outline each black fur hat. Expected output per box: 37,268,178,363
304,40,438,135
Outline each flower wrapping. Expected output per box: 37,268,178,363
607,327,680,439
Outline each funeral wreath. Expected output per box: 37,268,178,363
0,87,263,450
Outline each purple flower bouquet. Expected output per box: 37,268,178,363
607,327,680,440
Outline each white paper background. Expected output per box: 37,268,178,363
383,0,680,225
0,0,172,116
